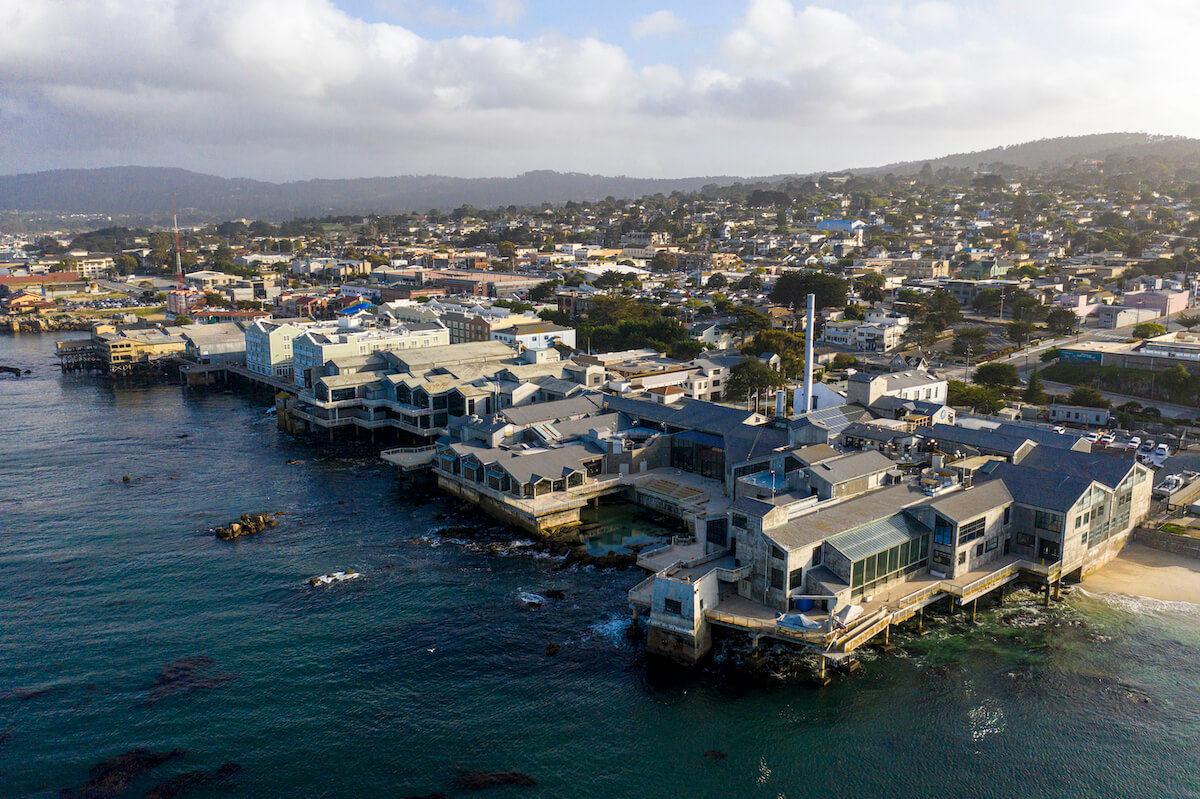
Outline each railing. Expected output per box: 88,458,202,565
706,609,832,645
381,445,438,456
714,563,753,582
835,610,893,653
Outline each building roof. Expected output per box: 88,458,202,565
826,513,928,562
807,450,897,486
919,424,1033,457
790,443,840,465
499,393,603,426
922,480,1014,523
765,484,928,551
1016,445,1136,489
975,461,1092,513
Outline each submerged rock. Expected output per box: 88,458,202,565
147,657,233,704
545,643,560,656
703,750,728,761
144,761,241,799
453,770,537,790
65,748,184,799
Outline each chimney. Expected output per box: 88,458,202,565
802,292,815,414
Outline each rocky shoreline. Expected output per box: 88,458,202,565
212,512,283,540
2,313,96,333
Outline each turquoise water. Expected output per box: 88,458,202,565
2,332,1200,798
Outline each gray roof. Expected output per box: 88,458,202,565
841,422,912,442
500,393,603,426
764,484,928,551
788,404,873,437
791,444,840,465
922,480,1013,524
601,394,760,437
919,424,1033,457
723,424,791,466
1016,446,1136,489
826,513,927,562
807,450,897,486
975,461,1091,513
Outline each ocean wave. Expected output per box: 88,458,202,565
1076,587,1200,616
586,614,632,647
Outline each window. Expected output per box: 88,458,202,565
960,518,986,543
770,568,785,591
985,538,998,552
663,599,683,615
771,545,786,561
932,551,951,566
1015,532,1036,548
975,544,984,557
812,544,823,567
958,552,966,565
1002,507,1011,526
934,515,954,546
1034,511,1062,533
732,514,748,529
789,568,804,590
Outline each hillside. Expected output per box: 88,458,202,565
853,132,1200,176
0,167,744,221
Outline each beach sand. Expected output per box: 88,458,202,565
1084,543,1200,605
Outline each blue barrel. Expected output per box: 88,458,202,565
796,598,814,612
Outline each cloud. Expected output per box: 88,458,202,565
375,0,525,28
907,1,956,31
630,10,688,39
2,0,1200,181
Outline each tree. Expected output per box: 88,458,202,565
726,358,785,403
1007,320,1035,346
592,270,624,289
172,315,193,326
1045,307,1079,335
706,272,728,289
1067,386,1110,408
1160,364,1199,403
114,254,140,275
743,329,806,377
952,326,988,356
1040,346,1060,363
903,320,943,348
723,305,772,336
1132,322,1167,339
973,362,1018,389
53,256,80,273
737,273,763,291
203,291,226,307
948,380,1005,413
925,289,962,327
529,280,560,302
856,272,886,303
1023,367,1047,404
770,272,848,309
831,353,858,370
649,251,678,273
1177,313,1200,332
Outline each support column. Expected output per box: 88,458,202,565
970,600,976,623
917,608,924,633
1043,582,1051,607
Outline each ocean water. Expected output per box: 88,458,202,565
2,332,1199,799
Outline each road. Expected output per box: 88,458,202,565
1039,380,1197,419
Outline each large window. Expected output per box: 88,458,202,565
850,536,929,597
1034,511,1062,533
934,515,954,547
960,518,986,544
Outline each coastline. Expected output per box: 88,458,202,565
1083,542,1200,606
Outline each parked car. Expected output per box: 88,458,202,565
1155,443,1171,458
1140,439,1156,453
1127,436,1142,450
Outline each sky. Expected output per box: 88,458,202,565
2,0,1199,181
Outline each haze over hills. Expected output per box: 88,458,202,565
4,133,1200,222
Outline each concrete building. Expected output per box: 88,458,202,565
292,316,450,388
245,318,317,380
491,322,577,351
181,322,246,366
1120,290,1189,319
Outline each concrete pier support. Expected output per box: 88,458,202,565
646,623,712,665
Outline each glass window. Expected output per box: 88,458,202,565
958,552,966,565
851,560,864,588
985,538,998,552
663,599,682,615
789,568,804,590
888,545,900,573
1034,511,1062,532
864,555,877,583
732,514,748,529
1003,506,1010,525
771,568,785,591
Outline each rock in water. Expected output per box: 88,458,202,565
545,643,560,656
64,748,184,798
704,750,728,761
144,761,241,799
453,770,537,790
147,657,233,704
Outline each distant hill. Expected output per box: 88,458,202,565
0,167,745,221
852,132,1200,176
5,133,1200,221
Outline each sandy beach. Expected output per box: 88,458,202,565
1084,543,1200,605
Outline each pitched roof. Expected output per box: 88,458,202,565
1016,445,1136,489
975,461,1091,513
807,450,897,486
922,480,1013,523
826,513,928,562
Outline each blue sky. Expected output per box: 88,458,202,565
2,1,1197,181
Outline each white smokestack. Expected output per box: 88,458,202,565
793,386,802,416
802,292,815,414
775,388,785,417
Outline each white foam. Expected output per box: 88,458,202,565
1076,587,1200,617
587,613,632,647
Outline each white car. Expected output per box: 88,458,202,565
1127,436,1142,450
1100,433,1116,445
1155,443,1171,458
1085,431,1101,443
